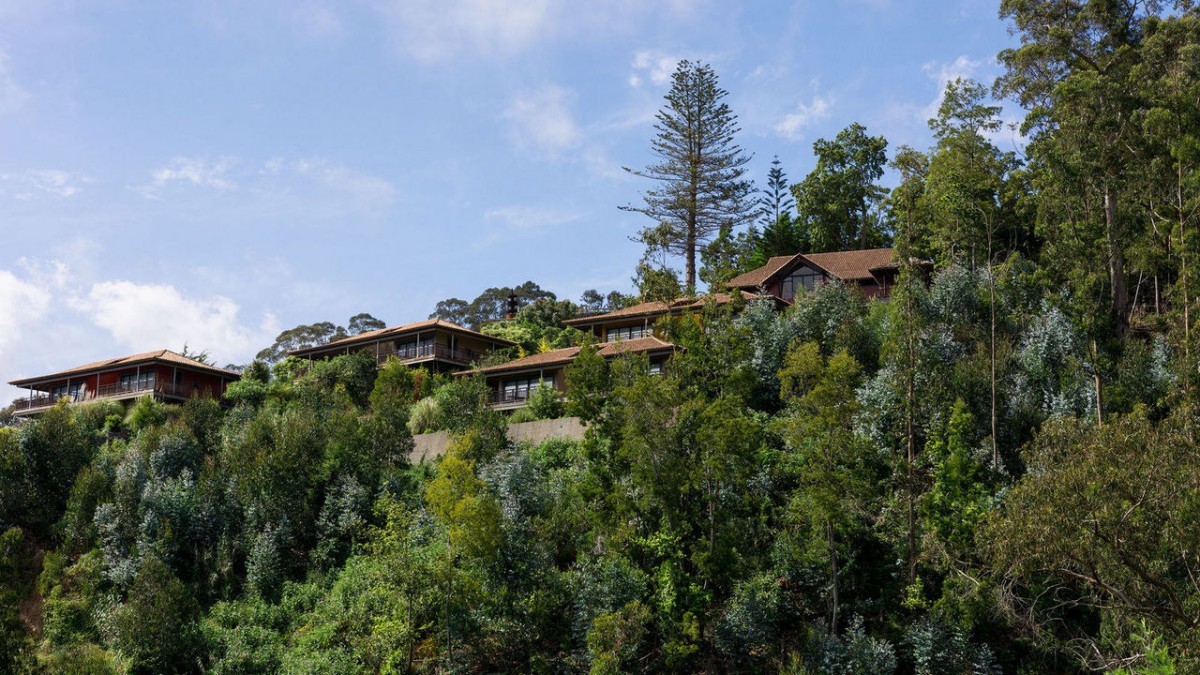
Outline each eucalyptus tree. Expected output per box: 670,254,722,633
792,123,890,252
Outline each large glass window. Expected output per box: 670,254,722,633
501,374,556,402
50,383,83,401
605,325,650,342
780,266,824,301
119,371,156,391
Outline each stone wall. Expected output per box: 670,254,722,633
409,416,586,463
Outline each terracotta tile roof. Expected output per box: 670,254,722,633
727,248,898,288
802,248,897,282
725,255,798,289
564,292,748,326
289,318,514,357
9,349,240,387
458,337,677,376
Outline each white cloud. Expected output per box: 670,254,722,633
0,50,29,114
374,0,556,62
503,84,582,157
293,2,343,38
0,270,51,361
484,205,582,230
74,281,279,364
629,49,680,88
776,95,834,140
290,158,397,206
922,55,982,118
141,156,237,197
1,169,94,199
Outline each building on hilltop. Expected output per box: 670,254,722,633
288,318,514,373
563,291,769,342
458,336,677,410
9,349,239,416
726,247,909,301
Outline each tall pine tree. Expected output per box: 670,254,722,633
622,60,756,293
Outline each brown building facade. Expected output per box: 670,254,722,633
289,319,514,372
459,336,677,410
9,349,239,416
725,248,905,301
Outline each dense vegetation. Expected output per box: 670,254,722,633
3,1,1200,673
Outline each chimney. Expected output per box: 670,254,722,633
506,291,518,320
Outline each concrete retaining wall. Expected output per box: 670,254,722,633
410,416,586,463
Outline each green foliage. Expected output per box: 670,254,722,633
622,60,756,291
126,395,169,434
586,600,652,675
425,443,502,561
223,377,269,407
527,382,564,420
98,556,201,673
407,396,442,435
982,407,1200,670
430,280,556,330
255,313,384,363
792,122,890,252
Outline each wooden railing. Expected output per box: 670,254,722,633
377,343,481,365
12,380,201,412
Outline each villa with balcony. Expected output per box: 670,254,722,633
459,336,677,410
564,291,764,342
8,349,239,416
288,319,514,372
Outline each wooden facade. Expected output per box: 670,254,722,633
725,248,910,302
289,319,513,373
9,349,238,416
459,337,676,410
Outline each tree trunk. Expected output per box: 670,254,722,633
905,287,917,585
988,246,998,467
686,215,697,293
1180,159,1190,363
1104,186,1128,339
827,518,839,633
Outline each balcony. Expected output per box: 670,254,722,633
376,343,483,366
11,380,203,414
485,388,567,411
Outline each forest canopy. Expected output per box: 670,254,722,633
3,2,1200,673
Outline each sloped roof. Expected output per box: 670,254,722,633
724,255,797,289
289,318,514,357
802,248,897,282
564,292,748,327
458,337,677,376
726,248,898,288
10,349,239,387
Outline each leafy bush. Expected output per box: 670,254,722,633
528,383,564,419
507,406,539,424
407,396,442,435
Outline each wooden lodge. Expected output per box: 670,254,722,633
8,349,239,417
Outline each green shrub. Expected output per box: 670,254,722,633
126,396,169,434
528,383,564,420
508,407,538,424
407,397,442,435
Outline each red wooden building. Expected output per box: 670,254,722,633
8,349,239,416
725,248,905,301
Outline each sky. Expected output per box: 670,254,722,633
0,0,1023,401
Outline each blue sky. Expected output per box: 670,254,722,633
0,0,1021,398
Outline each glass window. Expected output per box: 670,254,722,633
50,384,81,400
780,267,824,301
605,325,649,342
119,371,156,391
501,374,556,402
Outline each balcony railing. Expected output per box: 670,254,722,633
12,380,203,413
376,343,482,365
